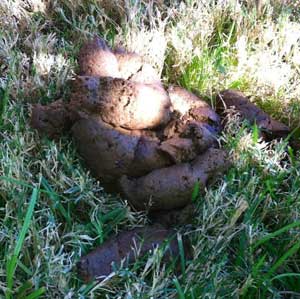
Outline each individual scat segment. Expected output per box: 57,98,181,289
168,86,221,134
108,47,161,85
71,117,172,183
130,136,173,177
168,86,210,114
79,36,161,84
182,122,219,152
216,89,290,139
166,86,221,151
70,76,172,130
71,117,138,183
120,148,230,211
159,137,196,164
183,106,221,132
78,36,120,77
130,63,162,85
77,226,184,283
114,51,144,79
165,86,221,136
168,86,221,128
30,100,75,139
138,133,209,167
69,75,101,115
163,119,219,158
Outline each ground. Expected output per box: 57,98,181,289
1,0,300,298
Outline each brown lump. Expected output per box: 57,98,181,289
168,86,212,115
114,51,143,79
30,100,74,139
31,37,229,212
78,36,120,77
71,117,140,183
70,76,172,130
71,117,173,183
167,86,221,135
120,148,230,211
130,63,162,85
217,89,290,139
77,226,185,282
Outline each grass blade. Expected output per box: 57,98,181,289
6,188,39,299
16,281,33,299
252,122,259,143
0,80,10,127
191,182,200,202
252,221,300,249
24,287,46,299
271,273,300,282
41,177,71,226
173,277,185,299
265,241,300,280
177,233,186,280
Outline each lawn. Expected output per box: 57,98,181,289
1,0,300,298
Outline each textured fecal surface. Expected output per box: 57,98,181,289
70,76,172,130
78,36,120,77
217,89,290,139
77,226,186,282
120,148,230,210
31,36,229,212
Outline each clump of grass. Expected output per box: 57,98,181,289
1,0,300,298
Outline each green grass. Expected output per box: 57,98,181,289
1,0,300,298
5,187,45,299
